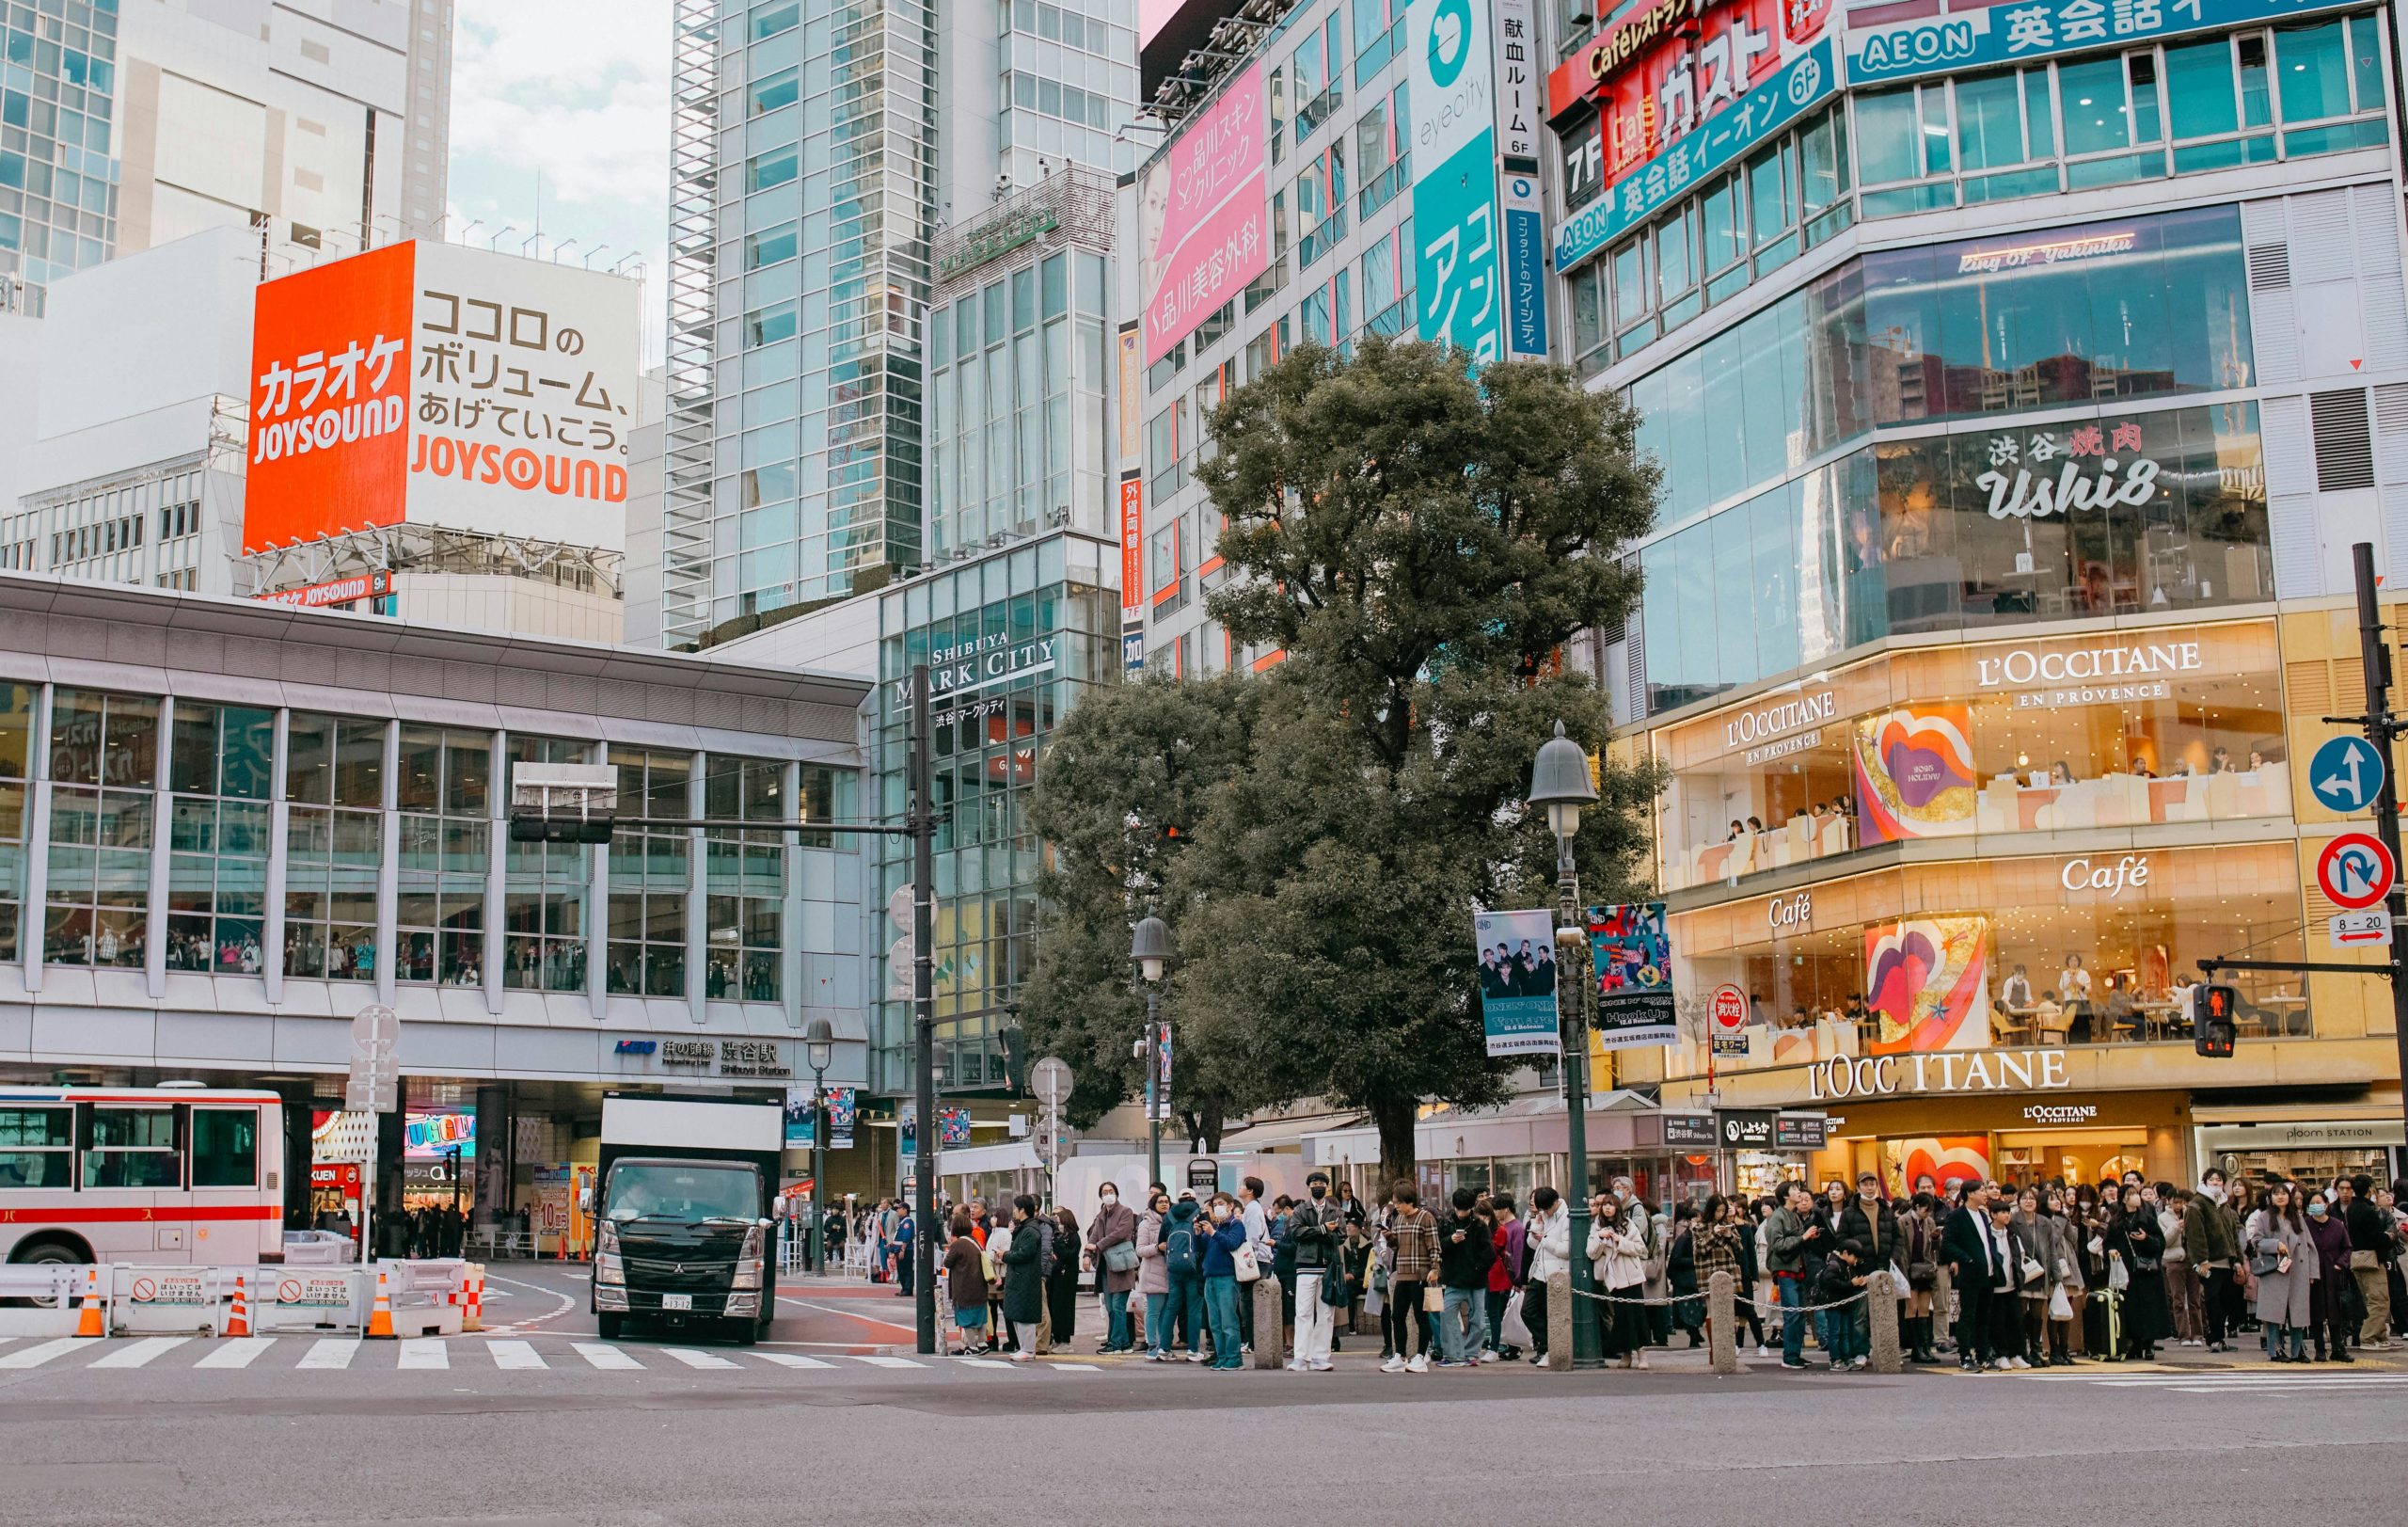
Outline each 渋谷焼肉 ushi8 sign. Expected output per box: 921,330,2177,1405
1552,35,1838,275
1139,63,1270,367
1842,0,2360,86
243,239,642,557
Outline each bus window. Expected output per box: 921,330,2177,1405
191,1108,257,1187
0,1105,71,1188
85,1106,179,1188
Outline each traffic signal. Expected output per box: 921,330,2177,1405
2194,983,2239,1058
508,762,619,843
998,1023,1029,1097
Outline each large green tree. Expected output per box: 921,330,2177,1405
1172,338,1662,1185
1019,673,1269,1144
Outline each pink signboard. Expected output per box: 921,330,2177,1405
1139,62,1269,366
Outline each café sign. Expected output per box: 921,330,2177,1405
2060,853,2149,898
1807,1047,2070,1101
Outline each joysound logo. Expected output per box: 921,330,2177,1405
1426,0,1472,87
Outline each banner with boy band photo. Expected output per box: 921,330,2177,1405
1474,909,1561,1058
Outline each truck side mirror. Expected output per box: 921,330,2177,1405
772,1196,789,1220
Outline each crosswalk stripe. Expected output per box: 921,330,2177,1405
659,1347,738,1370
486,1340,547,1370
748,1351,836,1370
849,1355,924,1369
1051,1363,1100,1372
572,1343,644,1370
193,1338,276,1370
957,1358,1014,1369
397,1339,448,1370
297,1339,358,1371
89,1337,190,1369
0,1338,85,1370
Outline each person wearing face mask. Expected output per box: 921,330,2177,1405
1000,1195,1046,1364
1287,1169,1345,1372
1085,1181,1139,1354
2306,1192,2354,1362
1198,1193,1249,1370
2183,1170,2242,1353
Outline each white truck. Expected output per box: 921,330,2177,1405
589,1094,785,1344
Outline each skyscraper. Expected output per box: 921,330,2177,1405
0,0,452,312
653,0,1139,651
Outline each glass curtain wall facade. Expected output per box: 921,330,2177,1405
679,0,940,643
0,0,119,309
868,532,1118,1092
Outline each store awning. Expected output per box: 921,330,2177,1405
1214,1109,1365,1153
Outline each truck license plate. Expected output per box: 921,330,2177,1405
660,1293,692,1312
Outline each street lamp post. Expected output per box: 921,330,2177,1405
804,1018,834,1275
1130,915,1172,1193
1529,720,1606,1370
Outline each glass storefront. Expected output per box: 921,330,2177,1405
1658,619,2287,892
1666,839,2310,1082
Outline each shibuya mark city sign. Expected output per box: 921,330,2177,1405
1807,1047,2071,1100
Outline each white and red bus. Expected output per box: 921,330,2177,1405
0,1085,286,1266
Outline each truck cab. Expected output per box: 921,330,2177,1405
589,1095,783,1344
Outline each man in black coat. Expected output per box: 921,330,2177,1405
1940,1181,2000,1371
1839,1171,1901,1357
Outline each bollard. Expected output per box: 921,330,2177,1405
1251,1278,1286,1369
1544,1270,1572,1371
1708,1270,1739,1376
1868,1270,1903,1374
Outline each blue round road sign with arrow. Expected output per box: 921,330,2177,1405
2309,734,2385,815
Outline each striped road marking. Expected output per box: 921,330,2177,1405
484,1340,547,1369
193,1338,277,1370
572,1343,644,1370
89,1337,191,1369
0,1339,86,1370
397,1340,448,1370
848,1355,924,1370
747,1351,835,1370
297,1339,358,1371
659,1347,738,1370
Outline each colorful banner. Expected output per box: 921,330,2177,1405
1554,37,1836,274
939,1106,973,1148
1852,704,1978,845
1844,0,2359,87
1863,916,1994,1055
1118,476,1144,612
827,1086,856,1150
1589,901,1677,1050
1411,0,1503,360
1139,62,1270,365
403,1111,475,1159
1475,908,1562,1058
1894,1136,1993,1192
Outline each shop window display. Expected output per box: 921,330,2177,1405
1658,620,2285,893
1664,840,2309,1081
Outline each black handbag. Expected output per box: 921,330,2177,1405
1320,1233,1354,1306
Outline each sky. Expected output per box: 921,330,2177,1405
445,0,672,366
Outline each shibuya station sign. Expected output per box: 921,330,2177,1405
1809,1047,2071,1101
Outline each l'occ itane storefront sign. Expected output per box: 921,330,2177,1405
1808,1047,2072,1101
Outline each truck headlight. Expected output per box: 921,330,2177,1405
733,1224,765,1290
595,1222,625,1285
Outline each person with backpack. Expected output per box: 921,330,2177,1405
1200,1192,1249,1370
1158,1191,1207,1361
1001,1195,1046,1363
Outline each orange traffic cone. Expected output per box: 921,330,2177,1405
224,1274,250,1338
462,1265,483,1332
73,1265,104,1338
366,1266,396,1339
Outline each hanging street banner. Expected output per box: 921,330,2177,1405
827,1086,857,1150
1475,908,1562,1057
1590,901,1678,1049
1842,0,2361,87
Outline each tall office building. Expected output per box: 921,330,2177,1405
653,0,1139,651
0,0,452,311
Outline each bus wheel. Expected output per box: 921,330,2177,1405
5,1239,88,1309
596,1312,625,1341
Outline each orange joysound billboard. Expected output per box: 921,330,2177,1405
243,243,414,552
243,240,639,556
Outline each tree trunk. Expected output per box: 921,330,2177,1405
1178,1098,1226,1153
1370,1094,1418,1195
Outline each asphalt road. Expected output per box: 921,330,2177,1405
2,1266,2401,1526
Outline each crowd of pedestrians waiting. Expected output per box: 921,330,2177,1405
832,1167,2407,1371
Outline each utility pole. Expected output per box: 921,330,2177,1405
911,662,939,1357
2349,542,2408,1152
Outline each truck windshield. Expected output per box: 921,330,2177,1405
605,1163,758,1223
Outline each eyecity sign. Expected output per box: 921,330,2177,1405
1806,1047,2071,1100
